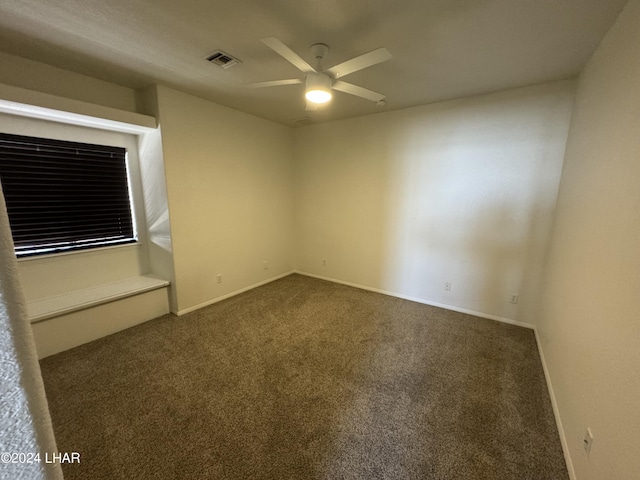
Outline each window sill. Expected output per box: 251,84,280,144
16,241,141,262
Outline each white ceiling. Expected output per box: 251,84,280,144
0,0,628,126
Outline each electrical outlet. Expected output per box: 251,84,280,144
263,260,268,270
583,428,594,457
444,282,452,291
510,294,519,304
216,274,222,283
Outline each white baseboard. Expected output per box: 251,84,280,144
534,329,576,480
175,271,295,316
294,270,534,330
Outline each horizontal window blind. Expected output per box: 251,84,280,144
0,132,137,257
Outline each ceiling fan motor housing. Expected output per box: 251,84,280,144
305,72,332,103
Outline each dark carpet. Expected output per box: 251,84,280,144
39,274,568,479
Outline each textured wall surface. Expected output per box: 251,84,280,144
537,1,640,478
294,80,575,326
0,51,137,112
154,86,295,313
0,186,62,480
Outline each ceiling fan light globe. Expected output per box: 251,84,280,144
305,72,332,104
305,89,332,104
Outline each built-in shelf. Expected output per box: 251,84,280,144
27,275,169,323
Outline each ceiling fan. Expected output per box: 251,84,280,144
247,37,392,111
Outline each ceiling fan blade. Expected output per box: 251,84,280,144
327,48,391,79
261,37,316,74
305,100,319,111
332,81,386,103
246,79,303,88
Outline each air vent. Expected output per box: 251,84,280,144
292,117,315,126
206,50,241,69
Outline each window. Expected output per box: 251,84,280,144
0,132,137,257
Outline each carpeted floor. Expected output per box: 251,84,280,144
39,274,568,479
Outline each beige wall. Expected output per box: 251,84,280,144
153,86,295,313
294,80,575,326
0,52,297,318
537,1,640,478
0,51,137,112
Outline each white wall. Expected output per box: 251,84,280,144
294,80,575,325
0,183,62,480
537,1,640,478
153,86,295,314
136,86,178,311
